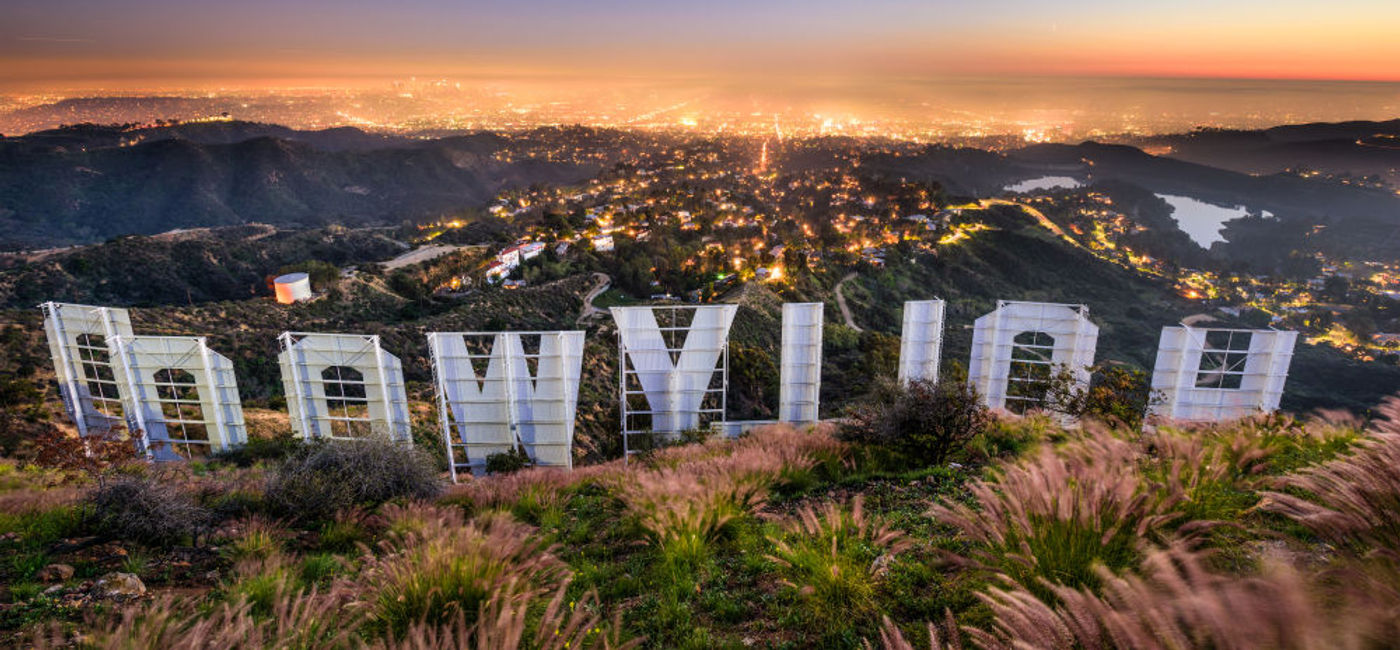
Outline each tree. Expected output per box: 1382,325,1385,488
839,379,991,468
1044,363,1160,430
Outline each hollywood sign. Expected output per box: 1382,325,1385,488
41,299,1297,475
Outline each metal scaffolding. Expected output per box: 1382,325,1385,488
612,305,736,459
968,301,1099,412
277,332,411,442
40,302,135,438
111,335,247,459
1150,325,1297,421
427,331,584,481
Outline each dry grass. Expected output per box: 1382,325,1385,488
1260,397,1400,552
768,495,912,623
965,542,1387,650
929,431,1182,593
378,579,641,650
616,425,820,567
350,503,569,638
41,583,361,649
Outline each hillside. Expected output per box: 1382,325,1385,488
864,141,1400,265
0,226,406,308
1125,119,1400,186
0,125,596,248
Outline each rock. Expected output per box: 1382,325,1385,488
37,563,75,582
43,584,64,596
95,572,146,598
870,553,893,579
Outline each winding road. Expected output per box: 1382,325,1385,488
834,272,863,332
577,273,612,324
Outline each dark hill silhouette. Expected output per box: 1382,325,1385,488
0,126,596,248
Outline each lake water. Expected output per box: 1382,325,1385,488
1156,194,1255,247
1003,176,1083,193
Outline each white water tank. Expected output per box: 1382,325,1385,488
273,273,313,304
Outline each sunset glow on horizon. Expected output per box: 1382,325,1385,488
4,0,1400,92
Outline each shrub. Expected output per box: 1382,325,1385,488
484,446,533,475
210,433,303,468
263,438,443,522
299,553,345,586
768,496,911,627
87,473,212,547
840,379,990,469
1043,363,1159,430
317,508,374,552
353,504,569,639
929,432,1181,597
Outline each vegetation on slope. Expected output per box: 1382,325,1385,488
1,380,1397,648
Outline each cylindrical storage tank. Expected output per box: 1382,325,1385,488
273,272,313,304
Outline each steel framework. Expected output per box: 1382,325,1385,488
112,335,247,459
427,331,584,481
613,305,736,459
40,302,135,438
277,332,411,442
968,301,1099,412
1150,325,1297,421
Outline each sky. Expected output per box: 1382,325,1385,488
3,0,1400,90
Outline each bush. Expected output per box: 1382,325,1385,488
840,379,991,468
263,438,443,522
210,434,303,468
1044,364,1159,430
87,474,212,546
484,446,532,475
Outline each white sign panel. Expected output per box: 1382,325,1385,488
613,305,736,450
113,335,247,459
1150,326,1297,421
40,302,135,437
277,333,411,442
968,301,1099,412
779,302,823,424
898,299,946,385
428,331,584,479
